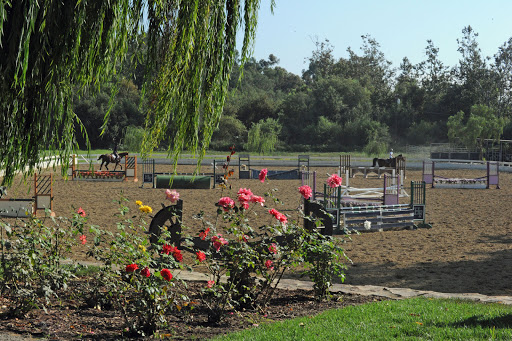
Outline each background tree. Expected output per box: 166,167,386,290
447,104,507,151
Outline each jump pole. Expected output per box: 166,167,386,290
34,173,55,217
125,155,138,182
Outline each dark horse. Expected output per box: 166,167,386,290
97,152,128,171
372,154,405,167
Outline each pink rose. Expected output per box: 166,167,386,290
259,168,268,183
268,243,278,254
269,208,287,225
327,174,343,188
165,189,180,203
77,207,86,217
218,197,235,211
298,185,312,199
207,280,215,288
250,195,265,206
265,260,274,270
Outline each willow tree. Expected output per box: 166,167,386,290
0,0,269,185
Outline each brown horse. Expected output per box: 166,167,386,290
372,154,405,167
97,152,128,171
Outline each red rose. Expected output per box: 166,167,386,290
141,267,151,278
172,248,183,262
199,227,210,240
126,264,139,273
196,251,206,262
162,244,173,255
160,268,173,281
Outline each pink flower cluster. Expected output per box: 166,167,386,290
237,188,265,209
327,174,343,188
218,197,235,211
298,185,312,199
269,208,287,225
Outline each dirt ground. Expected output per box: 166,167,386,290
2,162,512,297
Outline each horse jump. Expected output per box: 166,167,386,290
69,154,138,182
340,154,406,178
239,154,310,180
0,173,54,217
304,180,426,235
141,158,220,189
422,160,499,189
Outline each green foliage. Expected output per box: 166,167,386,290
210,115,248,151
246,118,282,154
406,120,441,145
0,209,87,317
122,126,145,152
299,230,347,300
447,104,506,149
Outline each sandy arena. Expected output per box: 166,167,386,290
2,161,511,297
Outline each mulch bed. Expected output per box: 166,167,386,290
0,280,387,340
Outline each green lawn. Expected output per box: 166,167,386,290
214,297,512,340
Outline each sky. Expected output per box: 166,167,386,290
242,0,512,76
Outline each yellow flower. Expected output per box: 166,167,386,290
135,200,143,206
138,244,146,252
139,205,153,214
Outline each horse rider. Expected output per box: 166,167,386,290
113,142,119,162
389,148,394,159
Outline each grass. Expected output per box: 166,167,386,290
213,297,512,340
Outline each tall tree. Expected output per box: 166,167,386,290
0,0,269,185
453,26,491,113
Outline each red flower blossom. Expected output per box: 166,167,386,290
79,235,87,245
259,168,268,183
199,227,210,240
162,244,173,255
207,280,215,288
160,268,173,281
172,248,183,262
141,267,151,278
196,251,206,262
298,185,313,199
77,207,86,217
126,264,139,273
212,234,228,252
